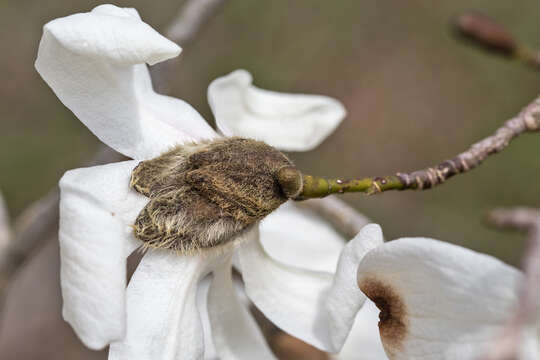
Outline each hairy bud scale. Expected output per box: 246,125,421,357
130,137,302,254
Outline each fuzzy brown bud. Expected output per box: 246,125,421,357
276,166,303,199
454,12,517,56
130,137,297,254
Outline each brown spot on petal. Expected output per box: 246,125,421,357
359,277,408,356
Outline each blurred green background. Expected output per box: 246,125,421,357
2,0,540,265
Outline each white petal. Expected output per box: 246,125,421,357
207,260,276,360
197,276,218,360
238,224,382,352
519,326,540,359
208,70,346,151
108,249,218,360
91,4,141,19
259,202,345,273
325,224,384,350
35,5,215,160
336,300,388,360
59,160,147,349
357,237,524,360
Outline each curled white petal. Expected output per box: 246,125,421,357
325,224,384,350
357,237,524,360
207,260,275,360
46,5,179,66
35,4,215,160
59,160,146,349
108,249,219,360
238,224,382,352
89,5,142,21
0,192,10,249
259,202,345,273
208,70,346,151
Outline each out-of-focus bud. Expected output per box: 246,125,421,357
454,12,517,56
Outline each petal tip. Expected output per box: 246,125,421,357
58,168,77,189
230,69,253,83
360,223,383,237
62,307,115,351
208,68,252,94
146,40,182,65
353,223,384,249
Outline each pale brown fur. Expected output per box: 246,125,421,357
130,137,295,254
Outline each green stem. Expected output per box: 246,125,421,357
280,73,540,201
298,174,405,199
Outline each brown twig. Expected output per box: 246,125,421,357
0,190,11,309
395,100,540,188
295,197,370,239
0,147,124,294
0,189,58,278
0,0,230,299
297,94,540,198
250,304,329,360
483,208,540,360
0,191,11,252
151,0,228,93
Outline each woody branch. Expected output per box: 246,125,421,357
291,11,540,200
296,93,540,199
483,208,540,360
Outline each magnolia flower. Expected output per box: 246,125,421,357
34,4,376,359
341,229,539,360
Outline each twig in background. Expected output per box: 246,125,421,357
250,302,329,360
151,0,228,93
0,0,230,299
0,189,58,283
165,0,227,48
296,93,540,198
483,208,540,360
0,147,124,296
0,191,11,251
453,11,540,69
296,197,370,239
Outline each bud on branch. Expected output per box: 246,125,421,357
454,12,517,56
453,11,540,68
